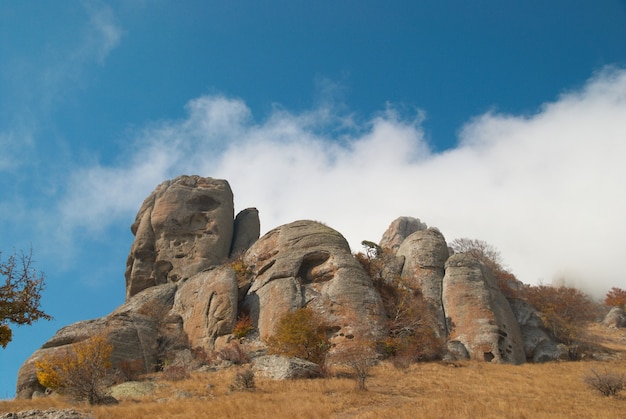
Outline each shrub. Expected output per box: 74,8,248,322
584,368,624,397
230,368,255,391
162,364,190,381
35,334,113,404
605,287,626,308
521,284,597,346
233,313,254,339
217,341,249,365
228,255,253,285
266,307,330,365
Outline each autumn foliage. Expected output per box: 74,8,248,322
604,287,626,308
266,307,330,364
35,334,114,404
520,285,598,346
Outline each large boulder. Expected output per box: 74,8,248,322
379,216,427,252
125,175,235,299
508,299,567,362
243,220,387,353
603,306,626,328
396,228,449,335
442,253,525,364
171,266,239,350
253,355,321,379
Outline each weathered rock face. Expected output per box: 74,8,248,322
379,216,427,252
442,253,525,364
603,306,626,328
230,208,260,257
172,267,238,349
125,175,235,299
243,220,387,351
396,228,449,335
17,284,180,399
508,299,567,362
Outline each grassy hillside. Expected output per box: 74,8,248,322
2,324,625,418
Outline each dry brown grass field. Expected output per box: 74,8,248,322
2,325,625,419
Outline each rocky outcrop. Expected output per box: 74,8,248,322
18,177,581,398
603,306,626,328
16,283,181,399
379,216,427,252
125,175,235,299
442,253,525,364
230,208,260,257
172,267,238,349
397,228,449,335
243,220,387,352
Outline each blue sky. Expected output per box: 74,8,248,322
2,1,626,397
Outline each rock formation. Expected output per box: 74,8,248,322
242,220,388,351
17,176,574,398
603,306,626,328
442,253,525,364
231,208,261,257
125,176,242,299
396,228,449,336
379,216,427,252
171,266,238,349
508,299,568,362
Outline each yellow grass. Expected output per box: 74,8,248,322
2,326,625,418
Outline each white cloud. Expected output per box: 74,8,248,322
57,67,626,297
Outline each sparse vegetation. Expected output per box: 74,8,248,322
216,341,249,365
34,334,114,405
584,367,624,397
334,340,378,390
162,364,190,381
5,340,625,419
0,248,51,347
229,368,255,392
450,237,522,298
266,307,330,365
356,242,443,365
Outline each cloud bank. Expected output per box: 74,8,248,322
59,67,626,297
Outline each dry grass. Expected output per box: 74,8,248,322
2,326,626,418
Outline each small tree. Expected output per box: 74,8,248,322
335,340,377,390
0,249,51,347
605,287,626,308
266,307,330,365
35,334,113,404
